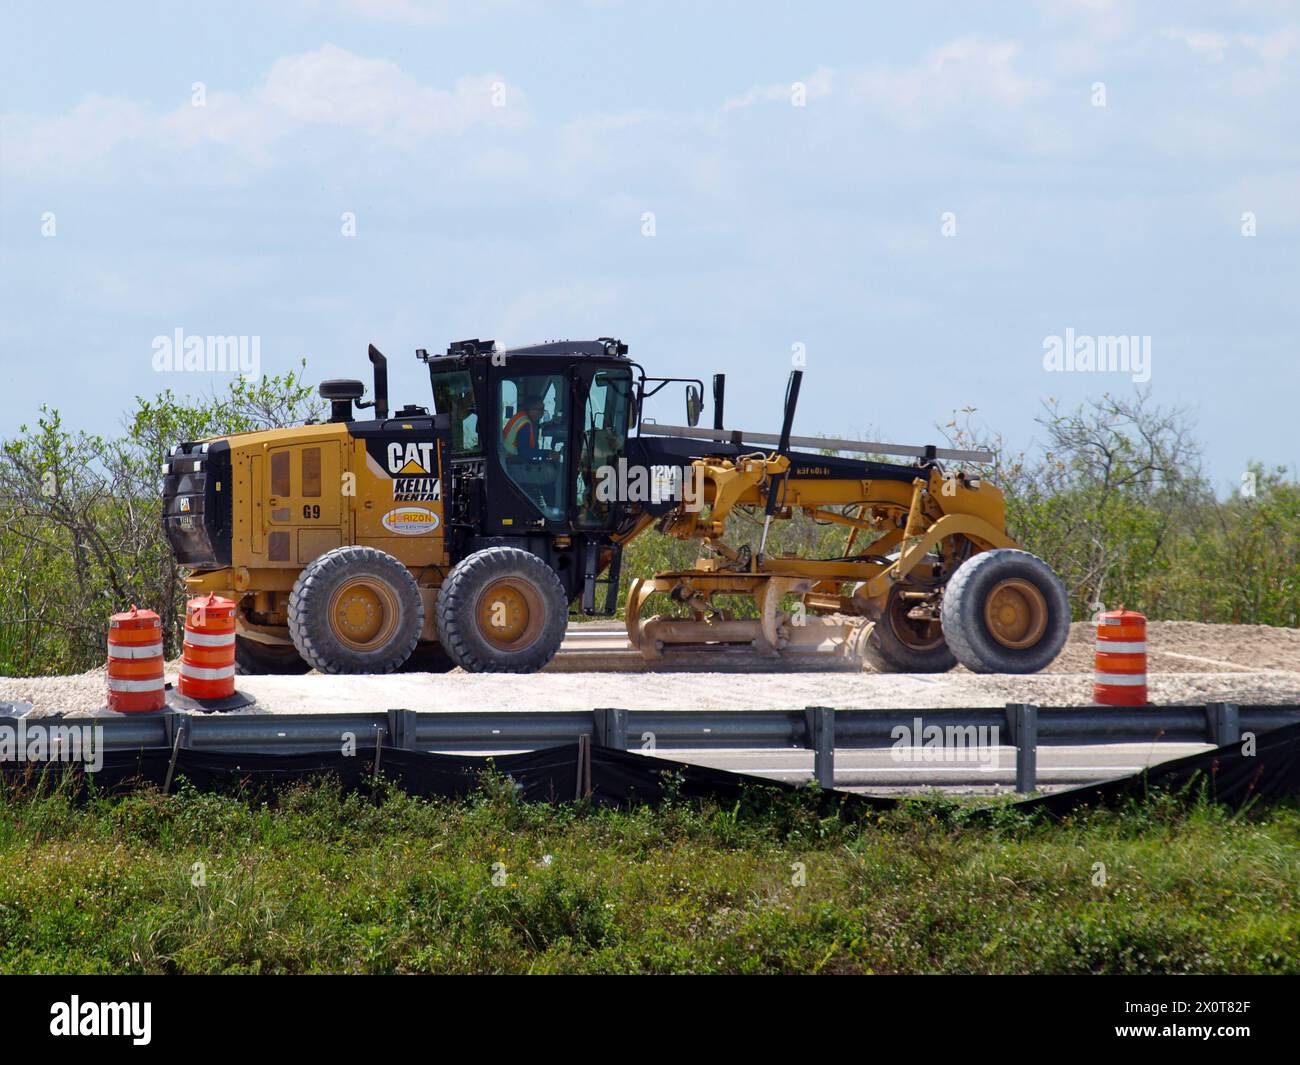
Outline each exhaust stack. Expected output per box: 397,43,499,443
367,344,389,421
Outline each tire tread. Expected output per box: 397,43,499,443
435,546,567,673
939,548,1069,674
287,545,423,674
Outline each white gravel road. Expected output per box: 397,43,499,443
2,621,1297,717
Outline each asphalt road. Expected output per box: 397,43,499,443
638,742,1215,795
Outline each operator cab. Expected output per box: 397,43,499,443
420,338,699,538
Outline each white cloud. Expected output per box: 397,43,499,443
1,45,528,176
721,68,834,111
1,95,152,173
848,39,1046,124
1162,24,1300,94
716,42,1043,126
1165,28,1233,62
261,47,519,140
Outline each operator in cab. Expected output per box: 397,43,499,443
502,394,546,459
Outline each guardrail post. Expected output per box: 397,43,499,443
158,711,193,751
575,734,593,799
161,711,180,750
371,722,388,781
592,707,629,751
1006,703,1038,793
1206,702,1240,747
805,706,835,789
387,708,418,750
163,723,186,796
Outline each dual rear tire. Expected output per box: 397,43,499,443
280,544,568,675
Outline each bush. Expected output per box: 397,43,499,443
0,365,321,676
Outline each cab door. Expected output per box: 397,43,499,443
572,365,633,529
490,370,571,529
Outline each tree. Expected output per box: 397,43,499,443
0,364,322,676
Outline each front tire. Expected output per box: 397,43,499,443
436,547,568,673
287,546,423,674
940,549,1069,674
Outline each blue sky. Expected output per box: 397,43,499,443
1,0,1297,490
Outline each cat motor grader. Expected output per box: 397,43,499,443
163,338,1069,675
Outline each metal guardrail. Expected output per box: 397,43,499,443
3,702,1295,792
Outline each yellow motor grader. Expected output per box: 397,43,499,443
163,338,1068,675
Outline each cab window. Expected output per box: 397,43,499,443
430,370,480,456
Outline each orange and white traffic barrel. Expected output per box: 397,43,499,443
1094,608,1147,706
107,605,166,713
179,594,237,701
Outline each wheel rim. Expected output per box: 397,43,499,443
983,577,1048,650
476,578,545,651
887,589,945,652
328,577,400,651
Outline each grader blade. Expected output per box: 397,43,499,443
625,573,874,672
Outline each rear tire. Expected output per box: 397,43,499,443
861,586,956,673
940,549,1069,674
287,546,423,674
436,547,568,673
234,635,311,676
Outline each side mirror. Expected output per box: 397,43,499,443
686,384,702,427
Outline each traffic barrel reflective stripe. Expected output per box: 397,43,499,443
183,630,236,648
107,642,164,659
179,594,237,701
107,605,166,713
179,663,237,682
108,677,169,692
1094,608,1147,707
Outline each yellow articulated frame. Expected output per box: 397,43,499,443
628,455,1018,664
860,511,1014,600
185,566,302,596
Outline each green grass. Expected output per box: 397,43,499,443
1,776,1297,974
